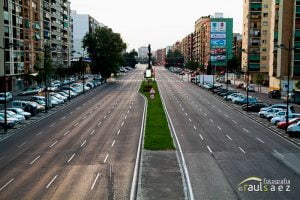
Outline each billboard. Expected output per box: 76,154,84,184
211,39,226,48
211,22,226,33
211,48,226,55
211,34,226,39
211,55,227,61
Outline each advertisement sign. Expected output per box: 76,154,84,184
145,69,152,78
211,34,226,39
211,39,226,48
210,55,227,61
211,22,227,33
211,48,226,55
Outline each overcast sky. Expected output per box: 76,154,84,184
69,0,243,51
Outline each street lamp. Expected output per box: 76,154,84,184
275,40,296,134
1,42,16,132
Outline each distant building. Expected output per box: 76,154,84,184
156,48,166,65
71,10,104,61
138,46,148,59
181,33,194,63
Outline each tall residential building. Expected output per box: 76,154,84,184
193,13,233,73
181,33,194,63
156,48,166,65
233,33,242,71
71,10,103,61
242,0,272,83
172,41,182,53
269,0,299,92
138,46,148,59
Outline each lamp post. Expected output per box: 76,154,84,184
275,40,295,134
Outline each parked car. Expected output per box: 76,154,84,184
259,108,283,118
242,102,269,112
12,100,38,115
29,101,45,112
287,121,300,136
0,111,25,122
268,90,281,99
18,87,41,96
0,116,17,128
0,92,13,102
237,83,244,89
31,96,53,108
266,110,287,121
260,104,295,113
6,108,31,119
271,113,300,125
233,96,257,105
246,84,255,92
277,118,300,129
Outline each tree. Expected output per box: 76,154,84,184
227,55,241,72
185,59,199,71
256,74,264,92
34,45,54,85
82,27,126,79
165,50,184,68
123,49,138,68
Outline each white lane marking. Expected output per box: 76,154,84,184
67,153,76,163
181,108,184,111
239,147,246,154
111,140,115,147
82,116,87,119
199,134,204,140
64,130,70,136
224,114,229,118
91,173,100,190
30,155,41,165
104,115,107,119
127,110,130,114
117,130,120,135
98,122,102,126
81,140,87,147
125,115,127,119
90,111,93,114
70,111,74,115
46,175,58,189
74,122,79,127
256,137,265,144
274,150,284,157
188,118,192,122
226,135,232,141
130,106,132,109
0,178,14,191
207,102,211,105
83,103,86,106
232,120,238,124
193,125,197,130
61,116,66,120
104,154,109,163
36,131,43,136
207,146,213,153
121,122,124,127
18,142,26,148
212,105,216,108
217,126,222,130
185,113,188,116
49,141,58,148
90,130,95,135
76,107,80,110
203,113,207,117
218,109,222,113
243,128,249,133
210,119,214,123
199,108,202,111
49,123,56,128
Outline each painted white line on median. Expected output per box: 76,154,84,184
90,130,95,135
125,115,127,119
98,122,102,126
239,147,246,154
188,118,192,122
104,154,109,163
74,122,79,127
67,153,76,163
274,150,284,157
91,173,100,190
207,146,213,153
36,131,43,136
30,155,41,165
193,125,197,130
127,110,130,114
18,142,26,148
49,141,58,148
203,113,207,117
0,178,14,191
224,114,229,118
111,140,115,147
81,140,86,147
181,108,184,111
185,113,188,116
117,130,120,135
243,128,249,133
210,119,214,123
49,123,56,128
226,135,232,141
121,122,124,127
199,134,204,140
256,137,265,144
104,115,107,119
232,120,238,124
64,130,70,136
46,175,58,189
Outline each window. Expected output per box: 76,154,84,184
262,56,267,61
263,4,268,8
263,13,268,17
262,30,268,35
262,21,268,26
262,48,267,52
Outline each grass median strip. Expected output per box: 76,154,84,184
140,80,175,150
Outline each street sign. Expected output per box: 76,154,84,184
150,88,155,94
150,94,155,99
145,69,151,78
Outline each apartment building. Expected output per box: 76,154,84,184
193,13,233,73
156,48,166,65
71,10,103,61
138,46,148,59
181,33,194,63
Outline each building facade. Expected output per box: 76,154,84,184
193,13,233,73
156,48,166,65
138,46,148,59
71,10,103,61
181,33,194,63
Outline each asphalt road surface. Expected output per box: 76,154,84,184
156,67,300,200
0,67,145,199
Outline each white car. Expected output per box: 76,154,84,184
287,121,300,136
266,110,287,121
260,104,295,113
259,108,283,118
271,114,300,125
0,92,13,102
0,111,25,122
7,108,31,119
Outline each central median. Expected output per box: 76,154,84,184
139,80,175,150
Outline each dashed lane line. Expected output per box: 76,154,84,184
226,135,233,141
46,175,58,189
207,146,213,153
30,155,41,165
199,134,204,140
67,153,76,163
239,147,246,154
0,178,14,191
90,173,100,190
49,141,58,148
